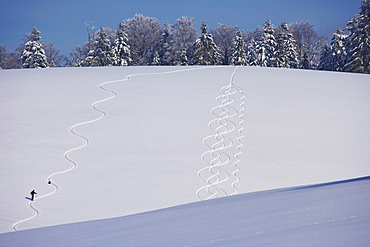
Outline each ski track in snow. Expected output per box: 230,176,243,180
231,83,246,196
196,66,246,200
10,66,215,231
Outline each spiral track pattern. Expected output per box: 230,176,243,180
196,66,246,200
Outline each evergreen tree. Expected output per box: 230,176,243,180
330,27,347,71
318,43,333,70
21,27,49,68
246,37,259,66
344,0,370,73
179,49,188,65
83,28,115,66
275,22,298,68
299,51,313,69
257,19,276,67
193,21,220,65
114,22,132,66
231,30,247,65
151,51,160,65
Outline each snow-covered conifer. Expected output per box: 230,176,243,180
344,0,370,73
330,27,347,71
275,22,298,68
21,27,49,68
83,28,115,66
257,19,276,67
193,21,220,65
114,22,132,66
151,51,160,65
318,43,333,71
179,49,188,65
246,38,259,66
231,30,247,65
299,51,313,69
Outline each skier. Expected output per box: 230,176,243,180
30,190,37,201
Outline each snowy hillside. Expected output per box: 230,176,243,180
0,66,369,245
1,177,370,247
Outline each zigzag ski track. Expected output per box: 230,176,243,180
10,66,213,231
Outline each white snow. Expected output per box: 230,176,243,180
1,177,369,246
0,66,369,246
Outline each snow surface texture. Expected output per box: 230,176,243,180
0,66,369,245
1,177,369,246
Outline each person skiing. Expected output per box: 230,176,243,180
30,190,37,201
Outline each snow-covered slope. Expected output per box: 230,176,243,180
1,177,369,246
0,66,369,244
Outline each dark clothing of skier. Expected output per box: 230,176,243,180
30,190,37,201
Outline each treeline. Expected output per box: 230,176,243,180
0,0,368,73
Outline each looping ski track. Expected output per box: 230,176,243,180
196,66,246,200
10,66,211,231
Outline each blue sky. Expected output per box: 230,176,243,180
0,0,361,56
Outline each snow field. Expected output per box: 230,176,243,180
0,66,369,239
1,177,369,246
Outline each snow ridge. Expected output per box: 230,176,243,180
10,67,212,231
197,66,245,200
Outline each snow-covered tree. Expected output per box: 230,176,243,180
179,49,188,65
299,51,313,69
318,43,333,71
211,24,238,65
330,27,347,71
125,14,162,65
246,38,259,66
84,22,99,54
231,30,247,65
83,28,115,66
151,51,160,65
256,19,276,67
275,22,298,68
344,0,370,74
168,16,197,65
21,27,49,68
193,21,220,65
0,44,6,69
157,21,172,65
113,22,132,66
